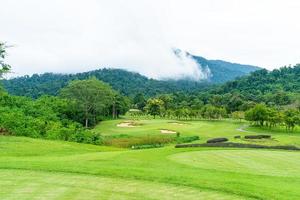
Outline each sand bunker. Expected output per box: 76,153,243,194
117,121,138,128
170,122,185,125
160,129,177,134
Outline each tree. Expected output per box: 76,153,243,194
111,94,131,118
133,93,147,111
158,94,174,117
201,105,227,120
145,98,163,118
245,104,269,126
0,42,11,77
232,111,245,122
60,78,115,128
284,109,300,132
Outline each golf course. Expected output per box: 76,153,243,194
1,118,300,200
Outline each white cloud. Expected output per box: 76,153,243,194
1,0,300,79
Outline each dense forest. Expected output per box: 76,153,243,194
3,51,260,99
129,64,300,132
3,69,212,98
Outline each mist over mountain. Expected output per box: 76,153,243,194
191,54,261,83
173,49,261,83
3,52,261,98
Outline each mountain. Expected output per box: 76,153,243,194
2,69,211,98
2,52,261,98
172,49,261,83
191,54,261,83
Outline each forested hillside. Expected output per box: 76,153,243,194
213,65,300,103
3,51,261,98
3,69,210,98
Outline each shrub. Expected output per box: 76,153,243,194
131,144,164,149
244,135,271,139
207,137,228,143
176,136,199,144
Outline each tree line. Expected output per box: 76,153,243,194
131,92,300,131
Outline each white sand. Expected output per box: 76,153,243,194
170,122,184,125
160,129,177,134
117,122,137,128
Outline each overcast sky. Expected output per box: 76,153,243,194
1,0,300,79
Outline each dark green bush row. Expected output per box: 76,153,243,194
244,135,271,139
207,137,228,143
175,142,300,150
131,144,164,149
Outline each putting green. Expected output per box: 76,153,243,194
169,150,300,177
0,169,241,200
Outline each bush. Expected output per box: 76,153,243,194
131,144,164,149
244,135,271,139
176,136,199,144
234,135,241,139
207,137,228,143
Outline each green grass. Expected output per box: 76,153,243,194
169,149,300,177
94,119,245,138
0,169,239,200
1,119,300,199
95,119,300,147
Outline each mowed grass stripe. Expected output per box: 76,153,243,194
169,149,300,177
0,169,242,200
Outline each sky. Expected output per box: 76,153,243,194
1,0,300,79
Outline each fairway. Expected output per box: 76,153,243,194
169,150,300,177
0,170,240,200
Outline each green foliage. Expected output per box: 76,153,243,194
245,104,269,126
0,94,88,141
145,98,164,118
231,111,245,121
176,135,200,144
60,78,124,127
3,69,211,98
0,42,11,77
284,109,300,131
245,103,300,131
216,65,300,104
133,93,147,111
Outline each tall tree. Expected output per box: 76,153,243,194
284,109,300,132
145,98,163,118
60,78,115,128
133,93,147,111
245,104,269,126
